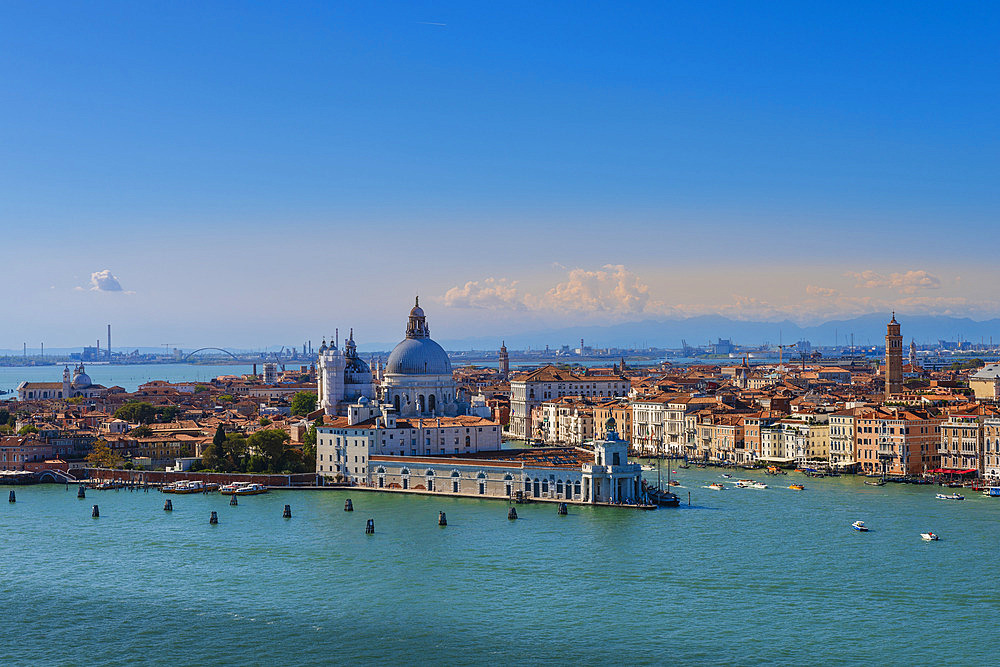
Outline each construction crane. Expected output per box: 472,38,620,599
776,343,796,366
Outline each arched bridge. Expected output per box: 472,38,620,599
36,469,76,484
181,347,241,362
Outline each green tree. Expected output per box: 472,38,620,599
247,454,266,473
201,442,223,471
290,391,317,416
155,405,180,422
114,402,156,424
0,409,10,426
248,429,290,472
259,417,272,426
223,433,248,471
210,424,228,466
194,384,210,393
302,425,318,470
217,394,234,403
130,425,153,438
18,424,39,435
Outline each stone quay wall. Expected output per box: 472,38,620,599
85,468,318,487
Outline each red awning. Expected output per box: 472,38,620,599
928,468,977,474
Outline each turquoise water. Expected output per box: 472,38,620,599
1,468,998,665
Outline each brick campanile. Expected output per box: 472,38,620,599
885,313,903,398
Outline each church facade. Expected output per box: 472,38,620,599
17,364,107,401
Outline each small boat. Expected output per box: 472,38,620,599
982,487,1000,497
95,481,125,490
678,464,690,469
920,532,939,541
667,480,681,487
851,521,868,532
749,482,768,489
641,465,656,472
234,483,268,496
865,480,886,487
936,493,964,500
646,487,680,507
788,484,805,491
708,483,725,490
171,481,206,494
721,474,732,479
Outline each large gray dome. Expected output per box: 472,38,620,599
385,338,452,375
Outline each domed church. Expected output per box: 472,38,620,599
381,297,466,417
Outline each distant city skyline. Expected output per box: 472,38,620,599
3,3,998,346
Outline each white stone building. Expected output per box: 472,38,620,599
17,364,107,401
316,330,377,416
369,424,643,504
315,397,501,484
508,366,628,440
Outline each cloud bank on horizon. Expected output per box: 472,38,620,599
441,265,988,324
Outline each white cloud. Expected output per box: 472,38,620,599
442,278,524,310
442,265,663,318
528,265,659,315
88,270,126,292
806,285,839,298
848,270,941,294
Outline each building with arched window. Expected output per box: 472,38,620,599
365,423,643,506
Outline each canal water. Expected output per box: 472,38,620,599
1,468,997,665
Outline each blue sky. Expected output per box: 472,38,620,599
2,2,998,348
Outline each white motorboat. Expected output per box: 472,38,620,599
707,483,725,490
936,493,964,500
234,483,267,496
920,532,939,541
749,482,768,489
851,520,868,532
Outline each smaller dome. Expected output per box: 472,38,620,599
358,396,369,405
72,373,92,389
409,296,424,318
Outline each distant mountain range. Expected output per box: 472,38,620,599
425,314,1000,351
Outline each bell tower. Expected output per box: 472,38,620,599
885,313,903,398
499,340,509,380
